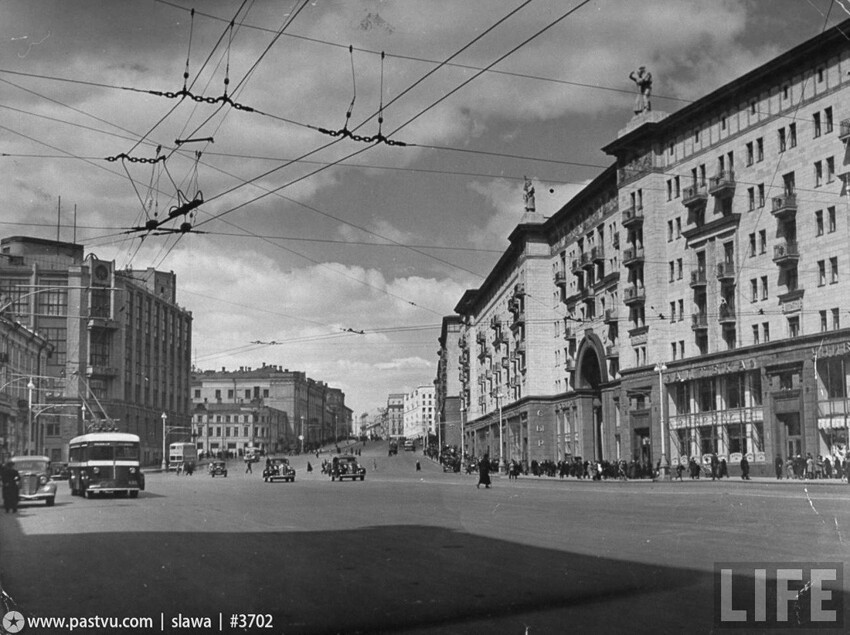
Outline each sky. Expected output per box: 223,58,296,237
0,0,846,419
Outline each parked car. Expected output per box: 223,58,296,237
11,456,57,506
208,459,228,478
330,455,366,481
51,462,70,480
263,458,295,483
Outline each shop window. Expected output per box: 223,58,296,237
697,379,716,412
699,425,717,456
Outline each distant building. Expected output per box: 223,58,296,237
403,385,435,441
435,316,463,449
448,22,850,475
191,401,288,459
191,365,352,453
0,236,193,465
386,393,404,438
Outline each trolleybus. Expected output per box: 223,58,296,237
68,432,145,498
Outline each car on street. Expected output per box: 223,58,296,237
263,458,295,483
208,459,228,478
330,455,366,481
51,462,70,480
11,455,57,506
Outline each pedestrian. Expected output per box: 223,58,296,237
805,453,814,480
415,460,421,472
774,456,783,480
477,454,491,489
719,458,729,479
675,462,684,481
306,461,313,473
245,459,253,474
372,458,377,471
710,454,719,481
740,455,750,480
1,461,20,513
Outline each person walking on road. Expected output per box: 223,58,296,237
477,454,491,489
245,460,253,474
1,461,21,513
415,460,421,472
740,455,750,480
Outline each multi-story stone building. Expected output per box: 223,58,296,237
448,22,850,476
386,393,404,438
435,316,463,449
0,236,193,465
403,385,435,441
191,365,352,452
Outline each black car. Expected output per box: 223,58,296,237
263,458,295,483
330,456,366,481
209,460,228,477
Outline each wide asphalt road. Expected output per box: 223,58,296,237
1,442,848,634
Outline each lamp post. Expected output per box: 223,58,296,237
27,378,35,455
497,393,505,474
161,412,168,471
654,363,670,480
459,399,466,472
300,416,304,454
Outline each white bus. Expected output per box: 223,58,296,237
168,442,198,471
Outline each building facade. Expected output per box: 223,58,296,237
403,385,435,441
446,22,850,476
435,316,464,449
191,401,288,458
386,393,404,438
0,236,193,465
191,365,352,452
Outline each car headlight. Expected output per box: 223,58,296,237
93,467,100,475
39,475,48,485
129,467,137,474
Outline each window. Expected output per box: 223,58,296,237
749,233,757,257
671,343,677,360
667,180,673,202
816,210,824,236
818,260,826,286
746,142,754,166
670,302,676,322
674,176,680,198
758,184,765,207
788,316,800,338
782,84,789,100
817,67,824,83
215,389,221,400
830,257,839,283
677,259,683,280
815,161,823,187
825,106,833,133
778,128,786,152
759,230,766,254
828,206,836,233
827,157,835,183
761,276,768,300
675,217,682,237
721,115,727,130
194,389,201,398
814,112,822,138
667,220,673,241
678,299,684,322
833,308,840,330
821,310,828,333
669,261,675,282
751,279,758,302
751,101,757,115
789,123,796,148
757,138,764,161
752,325,760,345
763,322,770,343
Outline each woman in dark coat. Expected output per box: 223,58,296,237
2,461,21,513
477,454,491,489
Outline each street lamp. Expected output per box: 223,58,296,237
27,378,35,455
654,362,670,480
300,416,304,454
161,412,168,471
459,399,466,473
496,393,505,474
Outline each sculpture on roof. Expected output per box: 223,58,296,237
523,176,536,212
629,65,652,114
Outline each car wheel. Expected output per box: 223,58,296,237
360,475,365,481
224,473,228,478
46,497,55,506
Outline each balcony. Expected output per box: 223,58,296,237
691,313,708,331
513,282,526,296
840,118,850,142
509,310,526,330
564,356,576,371
591,246,605,263
770,193,797,220
682,180,708,207
87,316,119,330
571,258,582,274
489,315,502,330
580,251,594,270
612,232,620,249
623,285,645,305
605,344,619,359
554,269,567,288
86,364,118,377
501,357,510,369
622,206,644,228
603,308,618,325
772,240,799,266
716,261,735,282
622,246,645,267
708,170,736,197
564,324,577,341
719,301,736,326
689,269,708,288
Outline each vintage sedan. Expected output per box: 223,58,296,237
330,455,366,481
263,458,295,483
11,456,57,506
208,459,228,478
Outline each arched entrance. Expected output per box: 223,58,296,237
574,333,609,462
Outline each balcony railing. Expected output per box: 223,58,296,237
554,269,567,287
603,308,618,324
690,269,707,287
840,118,850,142
591,246,605,263
716,261,735,281
623,286,645,305
605,345,618,358
719,301,736,325
772,240,799,265
708,170,736,197
682,180,708,207
622,206,644,227
623,246,645,267
691,313,708,330
771,193,797,220
571,258,582,274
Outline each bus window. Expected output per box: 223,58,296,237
90,446,113,461
115,444,139,459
